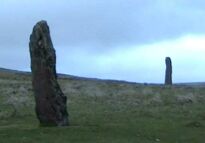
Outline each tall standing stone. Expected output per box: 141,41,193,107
29,21,69,126
165,57,172,85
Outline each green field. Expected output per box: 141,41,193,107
0,71,205,143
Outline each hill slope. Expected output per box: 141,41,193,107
0,67,205,143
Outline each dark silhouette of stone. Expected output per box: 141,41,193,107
29,20,69,126
165,57,172,85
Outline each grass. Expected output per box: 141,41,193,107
0,72,205,143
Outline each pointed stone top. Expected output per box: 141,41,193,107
30,20,53,50
165,57,172,63
36,20,47,25
32,20,49,34
35,20,48,27
165,57,171,60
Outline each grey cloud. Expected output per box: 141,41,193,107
1,0,205,51
50,0,205,48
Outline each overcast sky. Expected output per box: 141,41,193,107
1,0,205,83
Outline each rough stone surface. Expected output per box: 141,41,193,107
29,20,69,126
165,57,172,85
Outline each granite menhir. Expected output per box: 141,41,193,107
29,21,69,126
165,57,172,85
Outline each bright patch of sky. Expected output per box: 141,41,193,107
57,34,205,83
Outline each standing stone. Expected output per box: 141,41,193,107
29,21,69,126
165,57,172,85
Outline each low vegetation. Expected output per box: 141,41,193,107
0,70,205,143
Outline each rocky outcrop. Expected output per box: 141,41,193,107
165,57,172,85
29,21,69,126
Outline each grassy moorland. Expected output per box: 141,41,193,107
0,69,205,143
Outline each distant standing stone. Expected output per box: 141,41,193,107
165,57,172,85
29,20,69,126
